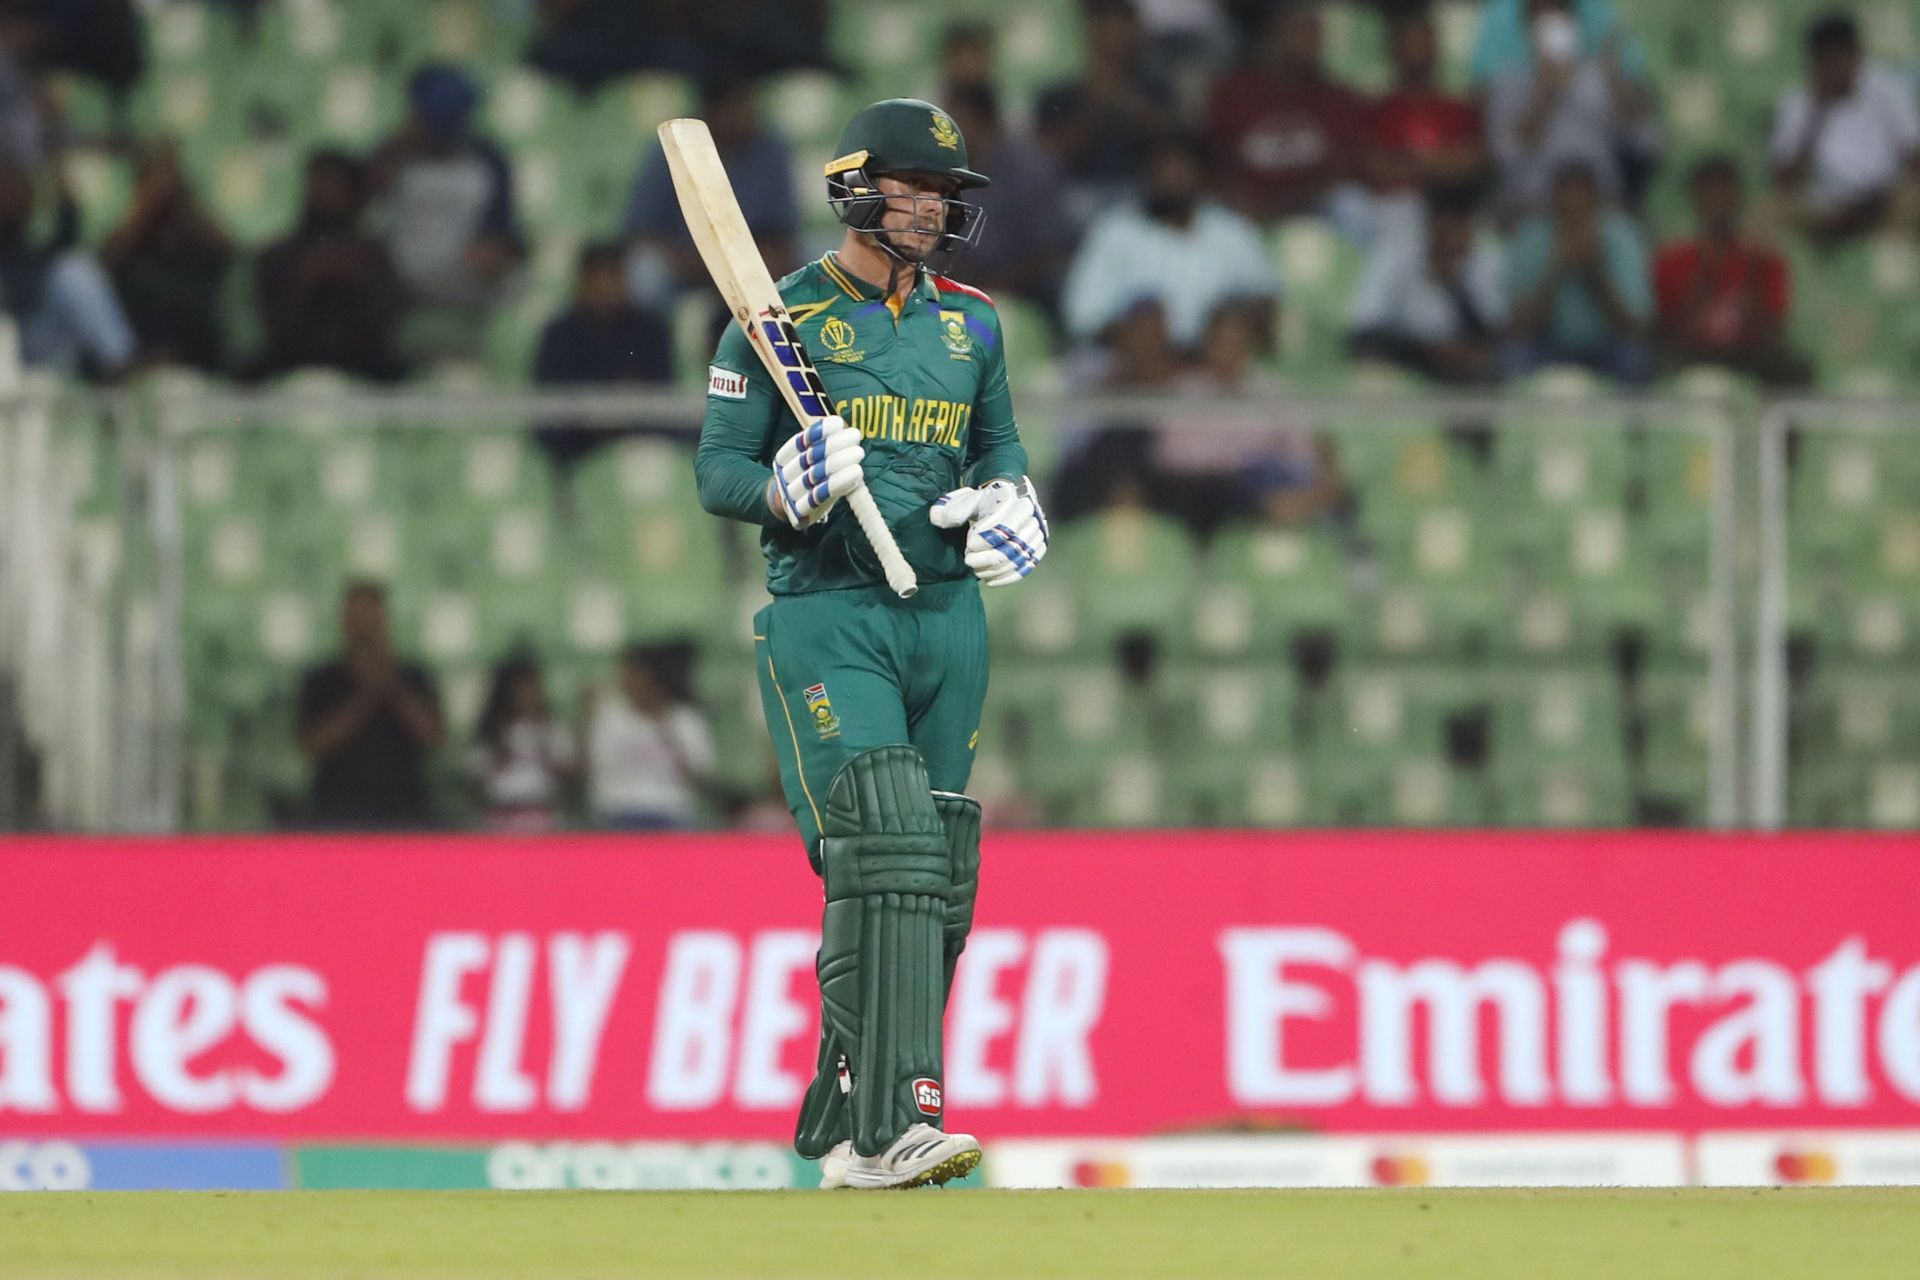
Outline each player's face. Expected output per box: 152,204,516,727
875,173,959,261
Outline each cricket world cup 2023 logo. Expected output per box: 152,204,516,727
818,317,863,365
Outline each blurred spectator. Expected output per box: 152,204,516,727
0,7,48,169
1655,156,1811,387
1367,9,1487,203
1061,133,1281,350
1485,0,1658,221
532,241,675,473
1036,0,1171,222
0,161,134,378
467,654,578,834
624,76,796,308
1348,184,1508,385
1052,297,1187,522
371,64,524,359
528,1,829,92
100,140,232,373
731,757,800,832
528,0,669,92
296,581,446,829
585,643,717,831
1769,11,1920,247
1504,161,1652,384
944,86,1072,320
1204,0,1371,225
253,149,407,381
1132,0,1238,86
21,0,142,93
934,20,997,101
1468,0,1647,87
0,1,142,164
1163,301,1346,534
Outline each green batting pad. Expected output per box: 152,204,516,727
933,790,981,1000
811,746,951,1158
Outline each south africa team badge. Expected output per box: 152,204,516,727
803,683,841,739
939,310,972,359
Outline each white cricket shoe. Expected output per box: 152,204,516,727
818,1140,853,1189
843,1124,981,1190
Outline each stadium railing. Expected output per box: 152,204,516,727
5,377,1903,835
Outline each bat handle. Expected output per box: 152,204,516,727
848,487,918,599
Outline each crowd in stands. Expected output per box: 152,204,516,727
297,581,719,831
0,0,1913,829
0,0,1906,396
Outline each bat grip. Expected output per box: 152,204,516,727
847,487,918,598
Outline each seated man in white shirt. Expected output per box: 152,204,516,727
1348,183,1509,384
585,643,717,831
1770,11,1920,246
1060,132,1282,352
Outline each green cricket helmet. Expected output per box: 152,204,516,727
824,98,989,254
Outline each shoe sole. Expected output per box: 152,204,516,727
884,1145,982,1190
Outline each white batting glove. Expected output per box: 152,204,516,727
929,476,1050,587
767,415,864,530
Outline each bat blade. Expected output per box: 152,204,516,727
659,117,917,598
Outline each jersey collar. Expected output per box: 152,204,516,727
822,252,938,308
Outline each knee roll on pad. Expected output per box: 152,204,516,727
814,746,951,1156
932,790,981,1000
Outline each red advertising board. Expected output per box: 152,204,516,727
1,832,1918,1138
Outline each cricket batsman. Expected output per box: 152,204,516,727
694,98,1048,1190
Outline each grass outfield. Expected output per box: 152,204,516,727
7,1188,1918,1279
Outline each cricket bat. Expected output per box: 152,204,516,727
658,116,918,599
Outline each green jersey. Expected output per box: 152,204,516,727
694,252,1029,595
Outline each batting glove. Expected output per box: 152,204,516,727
929,476,1050,587
767,415,864,530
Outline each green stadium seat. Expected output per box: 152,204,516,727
1791,757,1920,830
1273,219,1367,373
1322,3,1391,94
1494,670,1627,762
1342,422,1482,536
1491,421,1632,515
1495,758,1632,827
1194,523,1349,657
1637,664,1714,824
62,145,134,247
1009,508,1197,655
1175,749,1313,827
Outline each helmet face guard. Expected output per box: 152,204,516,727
826,156,987,256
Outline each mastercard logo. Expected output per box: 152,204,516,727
1071,1159,1132,1188
1370,1155,1432,1187
1774,1151,1838,1184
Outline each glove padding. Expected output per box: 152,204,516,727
929,476,1050,587
767,415,864,530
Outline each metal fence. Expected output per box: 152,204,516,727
2,376,1897,834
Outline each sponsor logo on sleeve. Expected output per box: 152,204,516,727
707,366,748,400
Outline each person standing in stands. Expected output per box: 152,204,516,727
468,654,578,833
371,63,525,361
296,582,446,829
584,643,716,831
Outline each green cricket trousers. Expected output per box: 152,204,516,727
753,576,989,858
